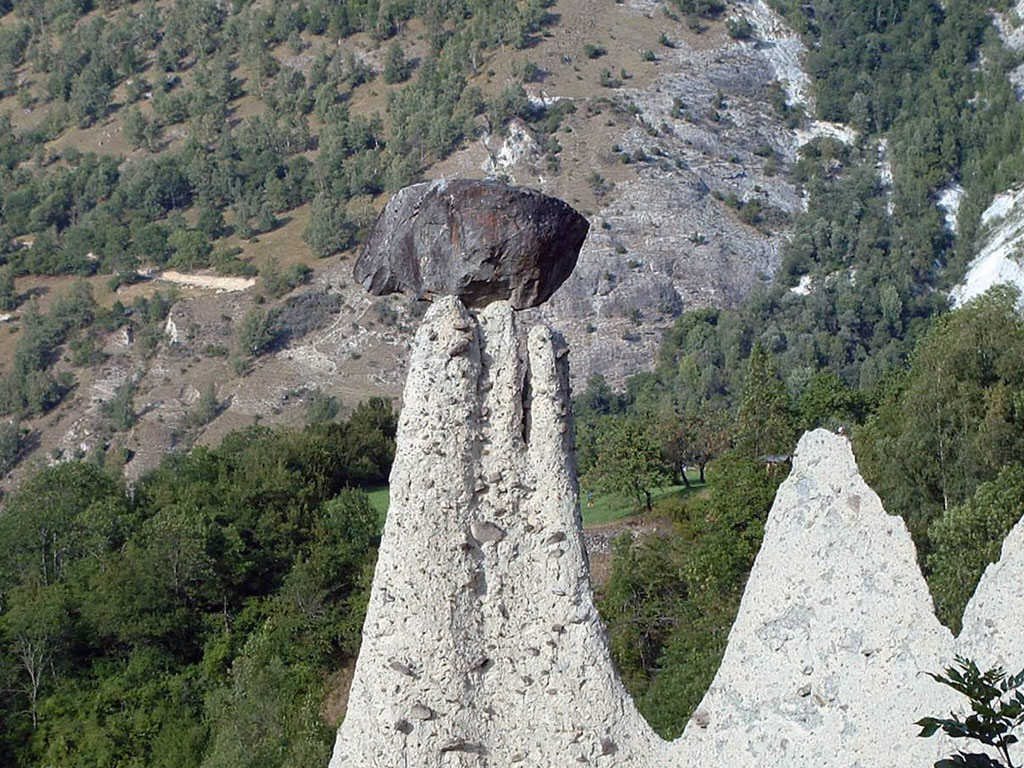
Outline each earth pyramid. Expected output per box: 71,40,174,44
330,181,1024,767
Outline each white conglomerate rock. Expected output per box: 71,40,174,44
329,296,666,768
677,430,959,767
331,300,1024,767
960,515,1024,673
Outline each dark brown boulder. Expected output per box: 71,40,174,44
354,179,589,309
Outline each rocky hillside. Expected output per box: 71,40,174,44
0,0,819,482
950,0,1024,308
6,0,1022,485
445,0,810,383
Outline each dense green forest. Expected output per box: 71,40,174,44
588,0,1024,739
0,401,394,766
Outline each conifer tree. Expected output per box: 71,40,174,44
733,343,796,459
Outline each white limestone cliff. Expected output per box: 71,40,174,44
950,187,1024,310
331,301,1023,767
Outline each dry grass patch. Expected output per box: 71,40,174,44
321,663,356,727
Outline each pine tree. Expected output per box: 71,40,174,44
733,343,796,459
383,41,410,84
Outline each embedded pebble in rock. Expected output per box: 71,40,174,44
329,301,1024,766
354,179,589,309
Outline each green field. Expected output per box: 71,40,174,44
363,477,706,529
366,486,391,527
580,484,690,526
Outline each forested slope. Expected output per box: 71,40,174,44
0,402,395,766
0,0,805,481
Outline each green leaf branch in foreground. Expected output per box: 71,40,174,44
917,656,1024,768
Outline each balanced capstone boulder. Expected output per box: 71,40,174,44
353,179,589,309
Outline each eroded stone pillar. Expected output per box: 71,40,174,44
330,298,662,768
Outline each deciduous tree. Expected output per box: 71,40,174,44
587,416,673,512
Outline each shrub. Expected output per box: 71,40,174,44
918,657,1024,768
726,18,755,40
103,381,137,431
236,308,279,359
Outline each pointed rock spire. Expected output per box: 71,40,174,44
329,298,661,767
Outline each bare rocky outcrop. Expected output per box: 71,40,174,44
950,187,1024,309
680,429,957,767
331,297,666,767
331,300,1024,766
355,180,589,309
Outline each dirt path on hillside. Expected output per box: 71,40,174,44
157,270,256,292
